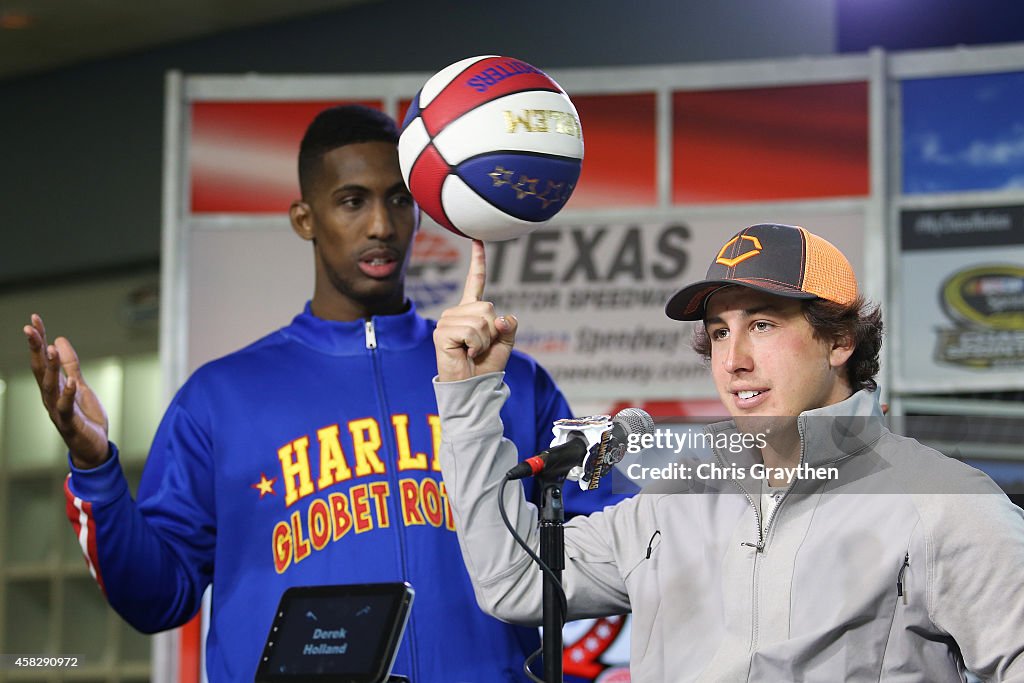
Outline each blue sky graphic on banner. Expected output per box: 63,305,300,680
903,70,1024,194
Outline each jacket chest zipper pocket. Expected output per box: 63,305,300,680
645,530,661,559
896,552,910,604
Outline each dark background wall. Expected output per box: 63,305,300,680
1,0,1023,289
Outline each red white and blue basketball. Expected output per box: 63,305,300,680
399,56,584,241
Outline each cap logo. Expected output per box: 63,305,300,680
715,235,762,268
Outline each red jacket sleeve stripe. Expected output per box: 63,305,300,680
64,474,107,594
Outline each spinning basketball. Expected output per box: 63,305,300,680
399,55,584,241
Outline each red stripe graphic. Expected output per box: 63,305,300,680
64,475,106,594
190,100,382,213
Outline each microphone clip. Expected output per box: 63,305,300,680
549,415,621,490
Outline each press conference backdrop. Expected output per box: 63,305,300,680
162,44,1024,683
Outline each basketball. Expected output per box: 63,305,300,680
399,55,584,241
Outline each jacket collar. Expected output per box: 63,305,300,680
797,389,885,467
709,389,886,471
280,300,432,355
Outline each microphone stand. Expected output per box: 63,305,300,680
537,473,565,683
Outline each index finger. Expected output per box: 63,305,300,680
459,240,487,304
24,314,49,376
25,314,47,347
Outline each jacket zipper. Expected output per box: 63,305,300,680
737,488,764,648
364,320,377,349
364,319,419,679
736,417,806,655
718,440,765,653
748,515,763,652
759,417,804,540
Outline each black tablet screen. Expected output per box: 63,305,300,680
260,587,408,679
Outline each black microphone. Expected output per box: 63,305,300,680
505,408,654,481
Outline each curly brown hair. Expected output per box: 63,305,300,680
691,296,884,392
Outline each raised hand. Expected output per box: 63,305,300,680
433,240,518,382
23,314,111,469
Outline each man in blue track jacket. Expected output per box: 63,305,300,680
24,105,621,682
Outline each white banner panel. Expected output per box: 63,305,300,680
186,220,311,374
896,205,1024,392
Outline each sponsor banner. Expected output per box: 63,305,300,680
408,211,865,402
897,206,1024,390
190,97,658,214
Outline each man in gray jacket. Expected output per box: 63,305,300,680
432,223,1024,682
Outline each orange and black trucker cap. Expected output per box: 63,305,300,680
664,223,858,321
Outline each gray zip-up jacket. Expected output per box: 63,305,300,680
434,373,1024,682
